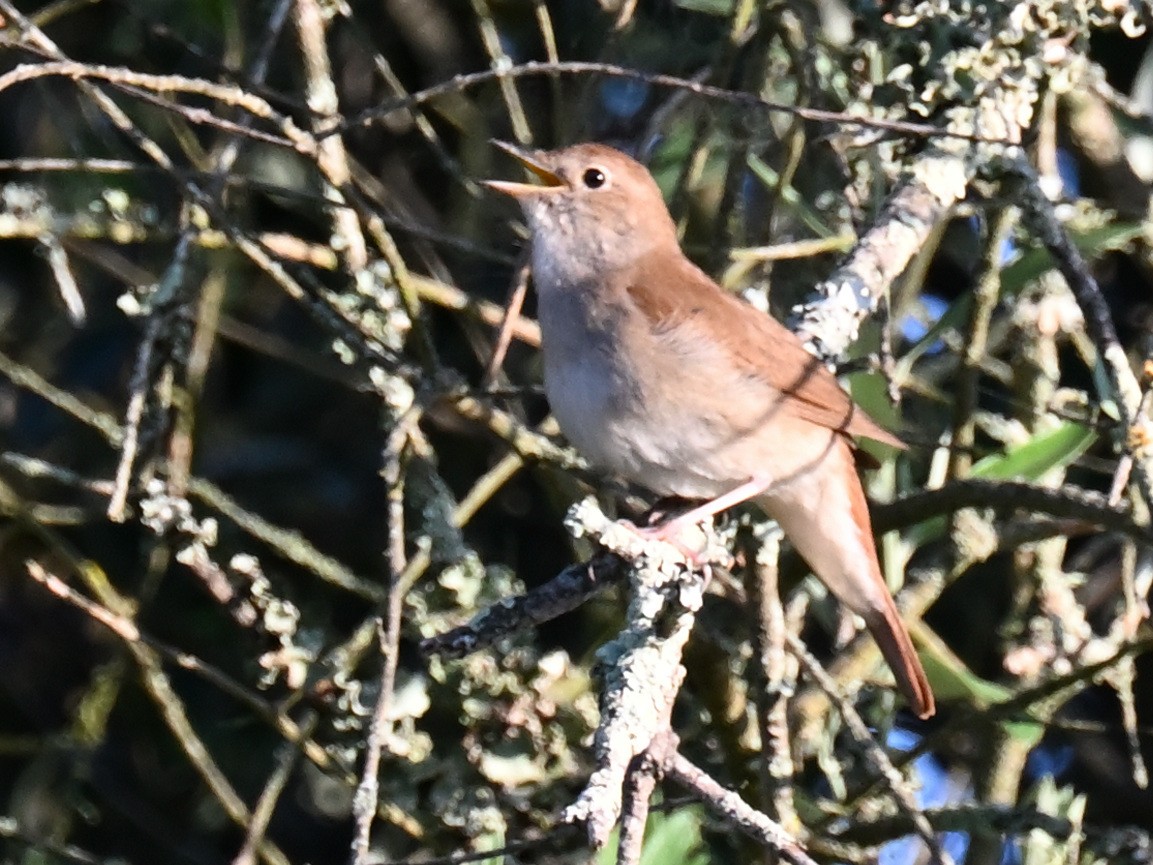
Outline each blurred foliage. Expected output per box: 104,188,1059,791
2,1,1153,864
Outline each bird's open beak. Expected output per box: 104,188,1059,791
484,140,566,197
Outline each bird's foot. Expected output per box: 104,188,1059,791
617,517,711,565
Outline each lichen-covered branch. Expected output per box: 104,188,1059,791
558,499,726,847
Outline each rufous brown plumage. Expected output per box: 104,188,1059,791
487,141,933,718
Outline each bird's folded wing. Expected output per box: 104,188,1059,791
624,252,905,450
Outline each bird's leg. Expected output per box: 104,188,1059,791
614,478,771,563
635,475,774,541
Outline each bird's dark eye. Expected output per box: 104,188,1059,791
582,168,606,189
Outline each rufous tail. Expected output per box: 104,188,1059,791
861,595,934,719
759,439,935,718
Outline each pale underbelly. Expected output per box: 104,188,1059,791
545,356,787,500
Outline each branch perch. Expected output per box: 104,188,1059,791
558,499,727,847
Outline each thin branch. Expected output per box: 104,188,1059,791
872,479,1149,544
0,58,315,156
420,553,625,658
25,561,292,865
785,633,948,864
1010,156,1153,513
664,749,818,865
341,61,1012,144
233,714,317,865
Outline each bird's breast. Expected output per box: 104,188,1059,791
538,287,813,499
537,288,643,473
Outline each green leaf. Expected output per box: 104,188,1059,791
597,805,708,865
641,808,709,865
902,421,1097,549
970,421,1096,481
912,626,1045,745
849,369,903,451
915,625,1014,708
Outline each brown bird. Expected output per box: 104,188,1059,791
486,141,934,719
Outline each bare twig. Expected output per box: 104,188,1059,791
420,553,625,658
471,0,532,142
785,633,948,864
106,311,164,521
744,528,800,833
1010,157,1153,513
0,58,315,156
482,255,531,387
950,207,1018,476
294,0,368,272
25,561,292,865
616,744,667,865
39,232,85,324
233,714,317,865
351,621,390,865
0,818,114,865
664,750,818,865
872,479,1146,544
342,61,1009,144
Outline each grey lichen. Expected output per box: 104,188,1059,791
560,498,725,846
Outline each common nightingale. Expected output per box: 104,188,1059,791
486,141,934,719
